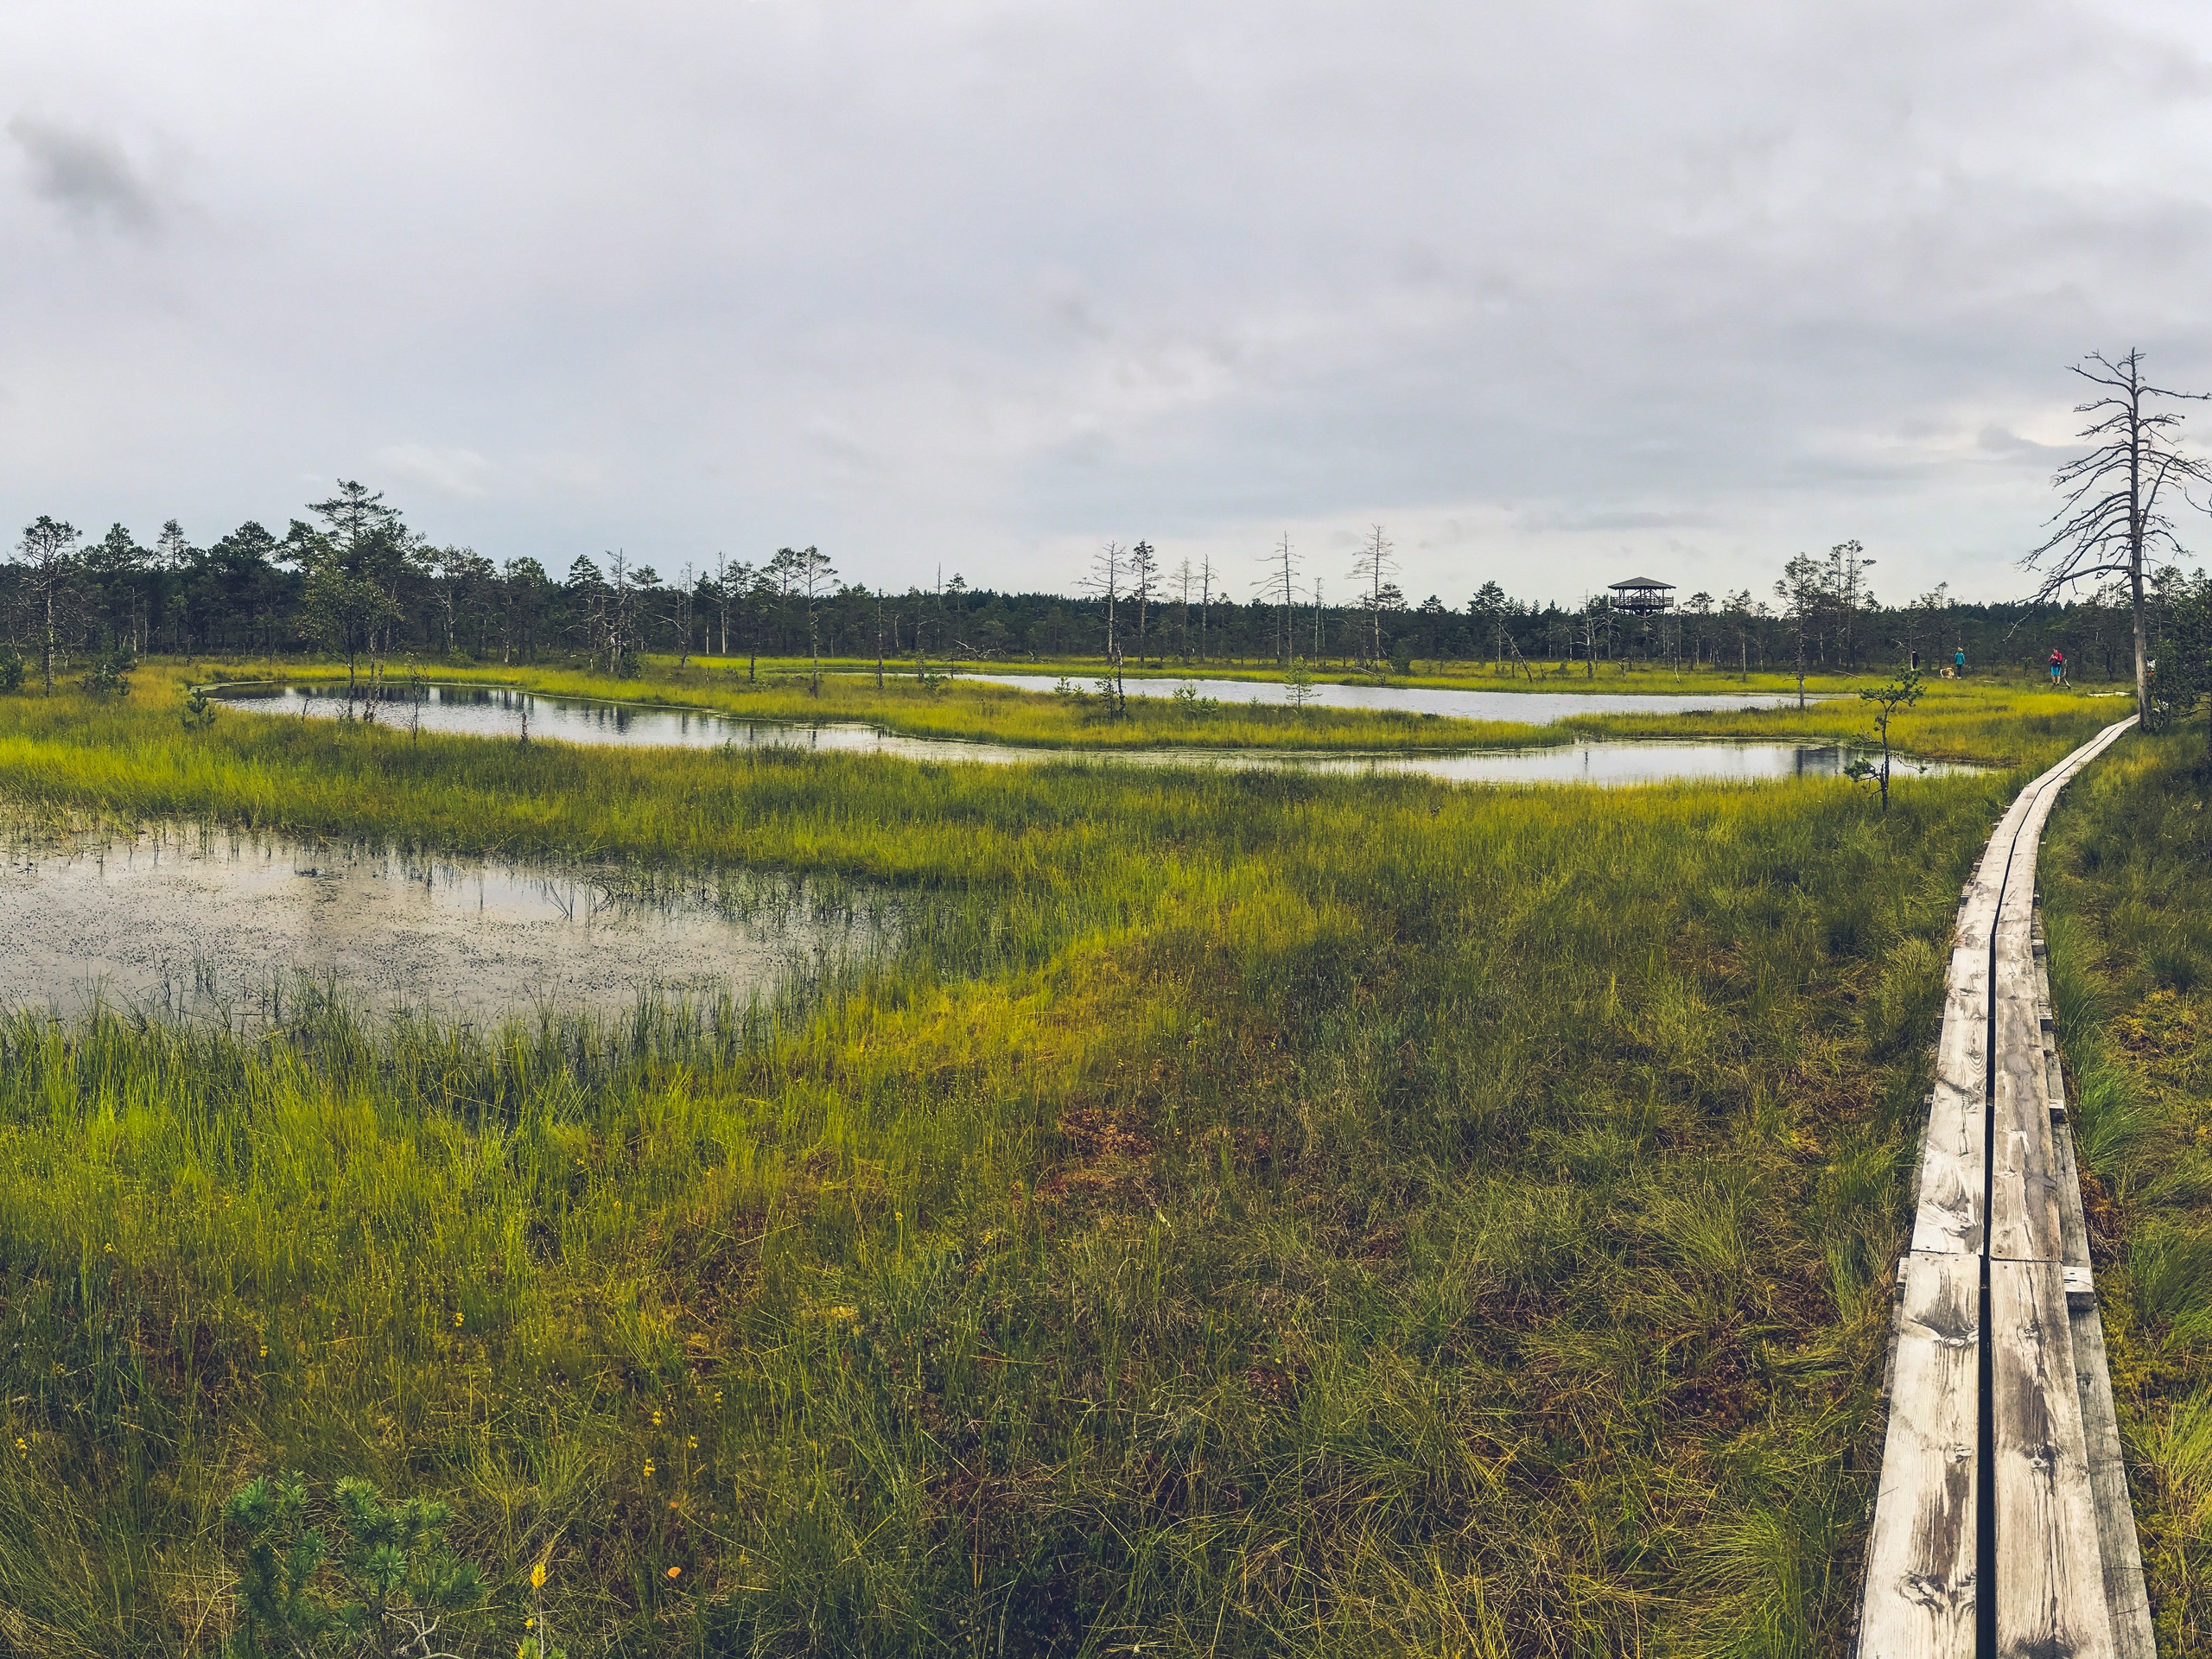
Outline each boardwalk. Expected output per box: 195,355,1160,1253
1858,715,2149,1658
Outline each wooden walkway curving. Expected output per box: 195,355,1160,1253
1859,715,2150,1659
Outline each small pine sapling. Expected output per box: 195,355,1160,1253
223,1473,487,1658
1842,664,1924,811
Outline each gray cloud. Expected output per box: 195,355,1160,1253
8,117,159,232
2,2,2211,604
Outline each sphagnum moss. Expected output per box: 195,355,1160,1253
0,681,2118,1655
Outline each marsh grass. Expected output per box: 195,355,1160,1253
2043,728,2212,1650
670,652,2101,700
0,683,2117,1654
173,657,2102,767
193,660,1558,754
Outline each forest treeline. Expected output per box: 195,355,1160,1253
0,482,2190,683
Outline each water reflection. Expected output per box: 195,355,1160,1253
212,682,1969,786
961,671,1821,721
0,821,893,1023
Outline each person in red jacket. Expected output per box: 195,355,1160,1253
2049,647,2067,684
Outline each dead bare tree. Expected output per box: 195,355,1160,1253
2026,349,2211,724
676,561,696,666
1350,524,1397,666
1081,541,1127,714
1256,533,1298,666
1198,554,1214,662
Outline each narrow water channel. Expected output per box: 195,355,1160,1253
214,683,1967,785
959,671,1817,721
0,822,893,1023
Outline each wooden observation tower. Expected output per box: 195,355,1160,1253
1606,577,1675,616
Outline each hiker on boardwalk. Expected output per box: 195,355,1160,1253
1954,645,1967,677
2050,647,2067,684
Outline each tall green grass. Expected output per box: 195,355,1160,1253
2042,728,2212,1652
193,660,1558,754
169,656,2105,766
0,684,2115,1654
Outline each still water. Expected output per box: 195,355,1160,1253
0,822,892,1022
212,683,1964,786
960,671,1815,721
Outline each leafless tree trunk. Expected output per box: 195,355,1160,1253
2027,348,2211,725
1083,542,1127,713
1350,525,1396,665
1258,534,1299,666
715,554,731,657
1198,555,1213,663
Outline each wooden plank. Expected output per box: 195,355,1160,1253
1911,967,1987,1256
1990,1256,2115,1659
2069,1298,2158,1659
2036,910,2156,1659
1862,716,2140,1658
1988,971,2063,1263
1990,808,2063,1265
1859,1251,1980,1659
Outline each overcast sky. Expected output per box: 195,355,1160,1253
5,2,2211,607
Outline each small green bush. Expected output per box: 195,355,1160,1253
223,1473,487,1658
77,648,133,698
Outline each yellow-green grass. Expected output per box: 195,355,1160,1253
0,684,2120,1654
174,655,2112,769
2041,722,2212,1652
190,658,1560,754
1558,681,2126,770
668,649,2125,697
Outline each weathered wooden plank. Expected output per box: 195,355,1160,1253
1988,972,2063,1264
1911,969,1987,1256
2036,913,2156,1659
1989,799,2063,1265
1990,1256,2115,1659
1863,716,2140,1659
2069,1296,2158,1659
1859,1250,1980,1659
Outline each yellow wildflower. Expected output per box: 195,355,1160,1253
530,1561,546,1590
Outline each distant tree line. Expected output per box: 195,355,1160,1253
0,481,2196,689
